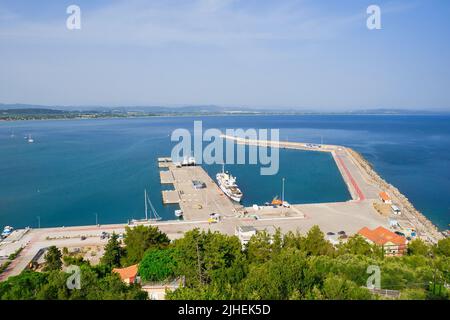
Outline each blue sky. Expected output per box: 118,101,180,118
0,0,449,110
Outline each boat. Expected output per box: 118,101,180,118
27,134,34,143
131,189,162,223
188,156,196,166
216,165,243,202
174,209,183,218
1,226,14,237
271,196,282,206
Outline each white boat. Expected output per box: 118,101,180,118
1,226,13,237
188,156,196,166
216,165,243,202
174,209,183,217
131,189,162,223
27,134,34,143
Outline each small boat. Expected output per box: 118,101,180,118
188,156,196,166
271,197,282,206
27,134,34,143
174,209,183,218
1,226,14,237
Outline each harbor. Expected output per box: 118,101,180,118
0,135,445,281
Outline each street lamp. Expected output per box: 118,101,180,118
94,212,98,226
282,177,285,204
37,216,41,229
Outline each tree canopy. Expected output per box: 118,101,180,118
44,246,62,272
122,225,170,266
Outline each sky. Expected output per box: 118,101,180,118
0,0,449,110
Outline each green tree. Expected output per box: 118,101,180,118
434,238,450,257
301,225,335,256
139,248,176,282
100,233,123,268
321,275,373,300
173,229,244,288
407,239,430,256
246,231,273,264
337,234,377,256
0,270,48,300
44,246,62,271
122,225,170,265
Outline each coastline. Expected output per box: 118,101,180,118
347,149,443,242
221,134,444,243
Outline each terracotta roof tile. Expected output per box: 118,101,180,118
112,264,138,281
379,192,391,201
358,226,406,246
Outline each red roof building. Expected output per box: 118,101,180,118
358,226,406,256
112,264,139,284
379,192,392,204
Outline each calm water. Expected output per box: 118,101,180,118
0,115,449,229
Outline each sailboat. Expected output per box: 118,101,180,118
27,134,34,143
131,189,162,224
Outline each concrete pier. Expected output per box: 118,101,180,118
159,161,240,221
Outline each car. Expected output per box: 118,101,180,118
395,231,406,237
326,232,336,236
337,231,346,235
80,236,86,240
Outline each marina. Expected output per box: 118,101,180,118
0,126,447,281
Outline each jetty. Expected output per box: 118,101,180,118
0,135,443,281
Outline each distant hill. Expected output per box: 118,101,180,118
0,103,448,115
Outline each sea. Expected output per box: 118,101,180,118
0,115,449,230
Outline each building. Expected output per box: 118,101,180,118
358,226,406,256
235,226,257,246
141,277,184,300
235,225,276,247
112,264,139,284
391,205,401,215
379,192,392,204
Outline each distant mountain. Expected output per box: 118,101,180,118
0,103,448,115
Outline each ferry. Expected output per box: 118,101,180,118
216,165,243,203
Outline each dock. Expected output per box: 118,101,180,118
158,160,240,221
159,170,174,184
162,190,180,204
0,136,443,282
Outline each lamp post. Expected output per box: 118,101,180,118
282,177,285,204
37,216,41,229
94,212,98,226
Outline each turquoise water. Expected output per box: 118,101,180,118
0,115,449,229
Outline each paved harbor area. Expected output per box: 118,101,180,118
161,162,240,220
1,136,439,281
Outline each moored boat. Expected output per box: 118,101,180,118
216,165,243,202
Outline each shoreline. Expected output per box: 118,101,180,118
221,134,444,243
347,149,443,242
